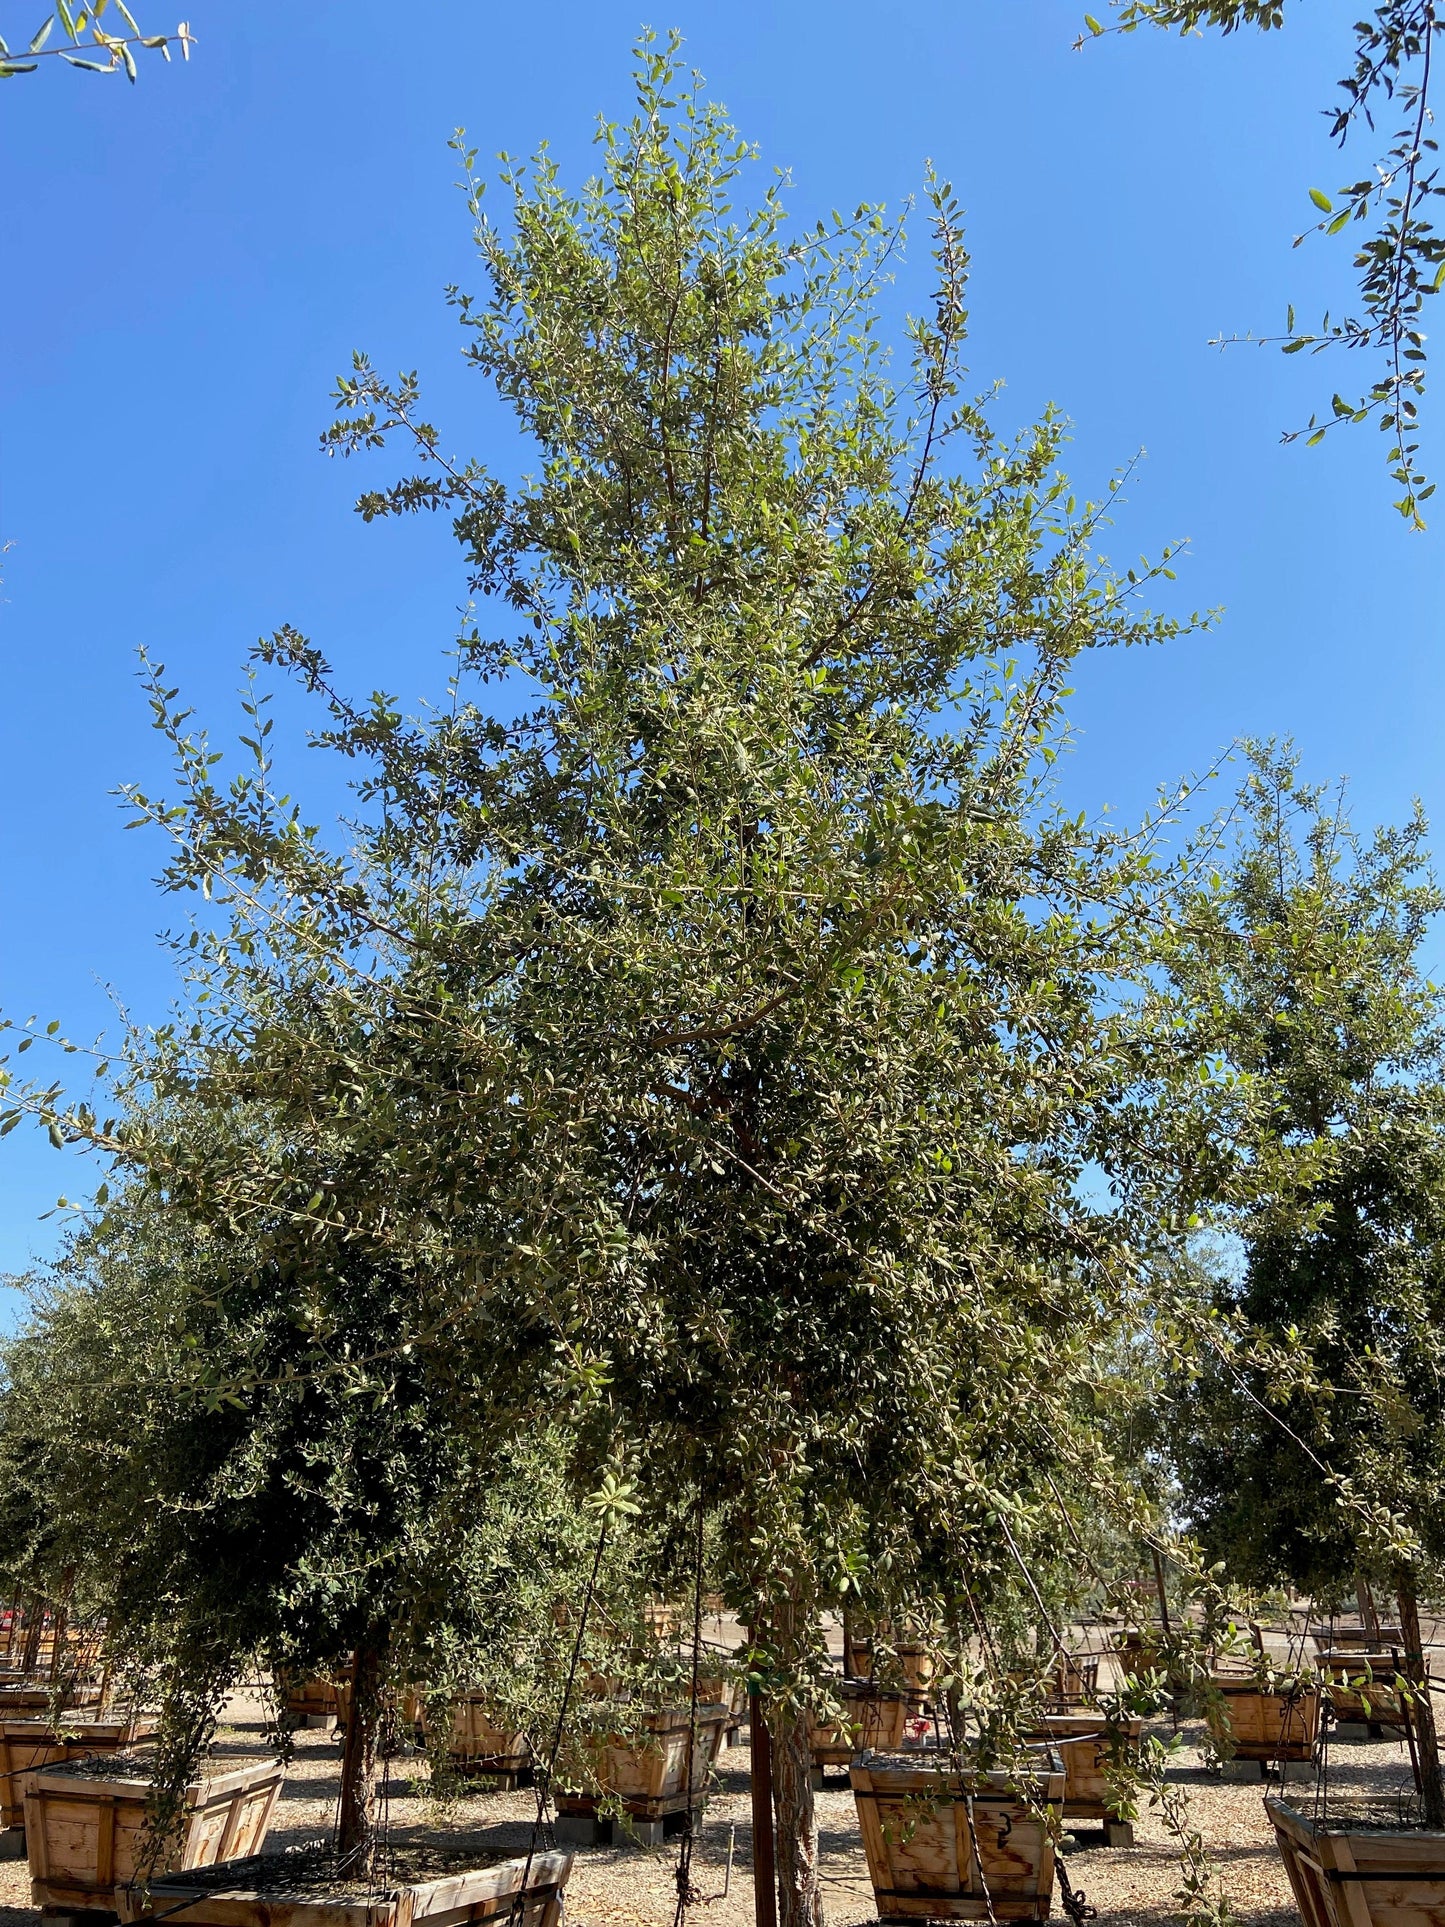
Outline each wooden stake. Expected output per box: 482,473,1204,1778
1397,1580,1444,1828
1356,1579,1382,1643
749,1689,777,1927
1150,1547,1172,1637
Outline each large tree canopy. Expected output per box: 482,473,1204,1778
1,38,1219,1923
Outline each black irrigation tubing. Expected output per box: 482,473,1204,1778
671,1490,706,1927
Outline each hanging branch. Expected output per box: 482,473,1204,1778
0,3,193,81
1081,1,1444,528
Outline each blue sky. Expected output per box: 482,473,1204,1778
1,0,1441,1281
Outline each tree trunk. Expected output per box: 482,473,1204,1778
769,1706,823,1927
752,1585,824,1927
1397,1579,1444,1829
21,1592,44,1676
336,1634,387,1875
1150,1548,1172,1636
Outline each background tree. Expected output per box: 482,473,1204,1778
1159,742,1445,1821
0,1160,555,1874
1085,2,1443,526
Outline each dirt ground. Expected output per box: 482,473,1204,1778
0,1682,1428,1927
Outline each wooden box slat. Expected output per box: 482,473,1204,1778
440,1695,529,1770
116,1849,573,1927
1027,1714,1142,1820
284,1679,341,1721
810,1686,911,1767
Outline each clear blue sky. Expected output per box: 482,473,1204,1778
1,0,1440,1282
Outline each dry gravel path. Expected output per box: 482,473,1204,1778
0,1685,1425,1927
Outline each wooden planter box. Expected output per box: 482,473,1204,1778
117,1850,573,1927
1310,1626,1403,1654
1207,1678,1321,1763
1316,1652,1410,1729
556,1703,727,1824
0,1682,103,1716
282,1678,340,1727
810,1684,910,1768
850,1749,1065,1922
1112,1630,1159,1676
1028,1713,1142,1826
441,1696,530,1777
0,1713,158,1834
845,1630,934,1706
25,1757,283,1910
1049,1655,1101,1705
1268,1795,1445,1927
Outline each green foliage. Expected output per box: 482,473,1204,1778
1085,1,1444,525
1157,743,1445,1595
0,1176,724,1853
0,3,193,80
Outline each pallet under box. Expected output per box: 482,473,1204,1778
554,1789,704,1848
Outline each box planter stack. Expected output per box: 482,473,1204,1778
435,1695,531,1785
1206,1675,1320,1778
0,1709,159,1842
845,1624,935,1711
1027,1713,1142,1846
118,1849,573,1927
850,1746,1065,1922
554,1701,728,1846
282,1678,341,1731
1268,1795,1445,1927
1316,1651,1411,1736
809,1680,912,1782
25,1755,283,1913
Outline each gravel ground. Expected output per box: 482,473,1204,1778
0,1675,1427,1927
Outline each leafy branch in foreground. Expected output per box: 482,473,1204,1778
1081,0,1443,527
0,2,193,81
